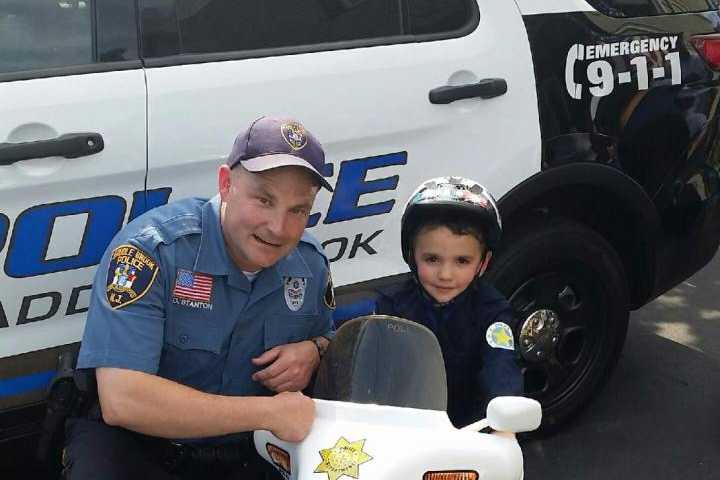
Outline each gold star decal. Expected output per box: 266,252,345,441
314,437,373,480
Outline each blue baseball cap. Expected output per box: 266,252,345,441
227,116,333,191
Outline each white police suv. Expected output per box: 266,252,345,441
1,0,719,444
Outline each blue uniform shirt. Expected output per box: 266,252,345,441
78,195,334,399
337,278,522,427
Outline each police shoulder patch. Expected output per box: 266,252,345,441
106,244,160,309
324,272,336,310
486,322,515,350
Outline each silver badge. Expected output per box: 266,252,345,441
284,277,307,311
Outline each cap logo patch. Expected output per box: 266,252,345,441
280,121,307,151
486,322,515,350
106,244,159,309
284,277,307,311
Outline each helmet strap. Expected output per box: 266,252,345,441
477,250,493,277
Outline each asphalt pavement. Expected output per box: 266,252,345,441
523,252,720,479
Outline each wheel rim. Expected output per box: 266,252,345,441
518,309,560,361
509,268,608,411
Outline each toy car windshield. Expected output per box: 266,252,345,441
313,315,448,411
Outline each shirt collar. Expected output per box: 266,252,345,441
194,195,233,276
273,240,313,279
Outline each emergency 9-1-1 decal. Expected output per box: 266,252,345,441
565,35,681,99
315,437,373,480
106,244,159,309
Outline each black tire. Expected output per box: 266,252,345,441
485,218,629,431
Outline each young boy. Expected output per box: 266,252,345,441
374,176,523,429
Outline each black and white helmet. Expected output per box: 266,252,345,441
400,176,502,266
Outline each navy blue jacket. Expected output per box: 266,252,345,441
373,278,523,427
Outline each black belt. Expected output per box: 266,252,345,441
159,436,257,472
76,404,268,475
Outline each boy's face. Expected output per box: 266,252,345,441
413,225,486,304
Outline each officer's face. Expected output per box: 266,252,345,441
413,225,487,303
219,165,319,271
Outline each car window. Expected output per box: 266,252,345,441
0,0,139,77
0,0,93,74
141,0,474,58
408,0,472,35
587,0,719,17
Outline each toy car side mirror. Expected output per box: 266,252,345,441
486,396,542,433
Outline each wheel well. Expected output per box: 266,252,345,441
499,183,654,308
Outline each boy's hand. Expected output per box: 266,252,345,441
491,430,516,440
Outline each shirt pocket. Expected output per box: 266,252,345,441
166,318,225,354
264,314,317,350
161,318,226,390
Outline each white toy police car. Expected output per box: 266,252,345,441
1,0,719,448
254,315,541,480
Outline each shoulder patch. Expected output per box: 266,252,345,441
324,272,336,310
486,322,515,350
106,244,160,309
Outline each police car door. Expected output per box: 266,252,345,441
0,1,146,368
142,0,539,287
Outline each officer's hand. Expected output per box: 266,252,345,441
267,391,315,442
251,341,319,392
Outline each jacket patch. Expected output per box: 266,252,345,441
106,244,159,309
486,322,515,350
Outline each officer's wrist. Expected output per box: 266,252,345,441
310,336,328,359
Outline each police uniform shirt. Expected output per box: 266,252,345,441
77,195,335,399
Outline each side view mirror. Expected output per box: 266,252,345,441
486,396,542,433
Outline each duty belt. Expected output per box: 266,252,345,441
161,435,256,472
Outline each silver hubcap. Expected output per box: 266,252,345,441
519,309,560,362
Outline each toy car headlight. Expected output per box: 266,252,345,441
423,471,479,480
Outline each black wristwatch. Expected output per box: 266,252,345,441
311,337,327,358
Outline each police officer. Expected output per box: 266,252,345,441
63,116,336,479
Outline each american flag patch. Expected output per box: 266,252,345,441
173,269,213,302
